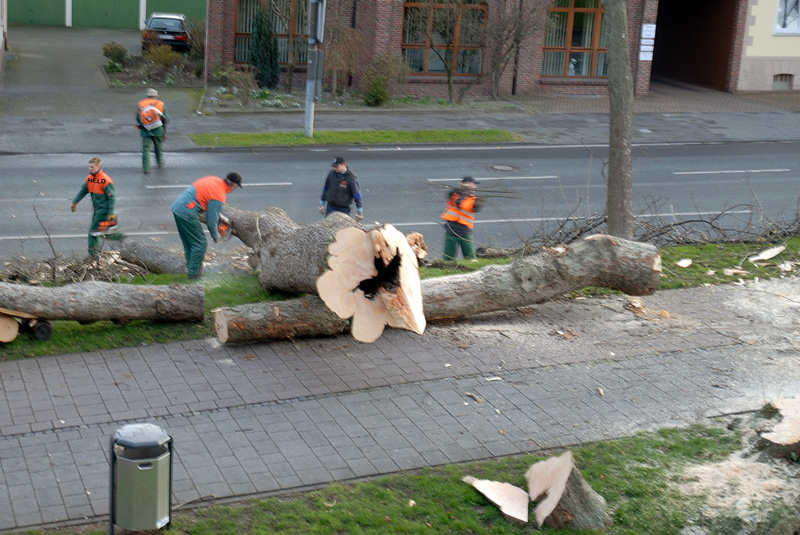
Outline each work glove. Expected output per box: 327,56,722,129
355,212,364,222
319,203,325,215
70,203,77,212
108,214,116,223
212,235,222,243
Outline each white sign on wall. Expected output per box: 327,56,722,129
642,24,656,39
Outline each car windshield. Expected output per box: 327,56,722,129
149,19,182,31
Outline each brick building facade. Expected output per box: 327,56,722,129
205,0,756,98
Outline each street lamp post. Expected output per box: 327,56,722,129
304,0,326,137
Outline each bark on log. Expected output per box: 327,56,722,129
0,281,204,323
215,296,348,343
220,206,361,294
214,235,660,343
120,241,186,274
525,450,612,530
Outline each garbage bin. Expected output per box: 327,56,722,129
109,423,173,533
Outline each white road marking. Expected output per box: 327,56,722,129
0,231,175,241
427,175,557,182
673,169,790,175
390,209,753,227
145,182,292,189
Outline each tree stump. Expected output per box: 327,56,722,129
525,450,612,530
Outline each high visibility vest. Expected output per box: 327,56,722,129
184,176,228,212
138,98,164,130
441,191,476,229
85,170,113,195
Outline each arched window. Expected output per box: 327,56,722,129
542,0,607,77
402,0,487,76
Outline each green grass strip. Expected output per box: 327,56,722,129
190,129,524,147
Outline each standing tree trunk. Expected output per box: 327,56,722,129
604,0,634,239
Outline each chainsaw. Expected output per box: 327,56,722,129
90,217,122,238
216,215,234,249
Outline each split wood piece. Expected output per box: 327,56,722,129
0,281,204,323
213,235,660,343
316,225,425,343
762,396,800,446
462,476,529,525
525,450,612,530
120,240,186,274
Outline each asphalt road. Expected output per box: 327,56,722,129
1,140,798,260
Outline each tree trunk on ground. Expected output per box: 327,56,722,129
604,0,634,239
0,281,204,323
525,450,612,530
120,241,186,274
221,206,362,294
214,235,661,343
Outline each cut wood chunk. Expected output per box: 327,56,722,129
762,396,800,446
462,475,529,525
214,296,348,344
525,450,612,530
0,313,20,343
748,245,786,263
316,224,425,343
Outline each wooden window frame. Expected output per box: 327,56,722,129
542,0,607,78
234,0,308,65
401,1,487,77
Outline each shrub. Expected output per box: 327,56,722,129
102,42,128,66
210,63,259,106
144,45,183,68
364,78,389,107
362,55,410,99
248,8,280,89
187,18,206,59
104,61,123,73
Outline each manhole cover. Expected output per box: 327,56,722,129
492,165,514,171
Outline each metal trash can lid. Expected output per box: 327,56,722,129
112,423,171,448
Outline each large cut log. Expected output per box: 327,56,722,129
316,225,425,343
219,206,361,294
525,450,612,530
215,296,348,343
0,281,204,323
214,235,660,343
422,235,660,321
120,241,186,274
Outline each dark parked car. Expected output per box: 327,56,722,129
142,13,190,53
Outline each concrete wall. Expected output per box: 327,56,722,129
739,0,800,90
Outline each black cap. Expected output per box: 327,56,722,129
332,156,346,167
226,172,243,188
461,176,480,184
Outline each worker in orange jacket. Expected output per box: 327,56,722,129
441,176,483,261
171,173,243,280
71,156,118,257
136,88,169,174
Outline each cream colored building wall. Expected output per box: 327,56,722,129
739,0,800,90
0,0,6,82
